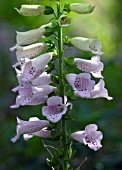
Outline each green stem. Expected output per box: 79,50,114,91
57,1,68,170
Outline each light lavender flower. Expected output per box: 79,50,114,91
31,72,51,86
42,96,67,123
74,56,104,78
10,82,54,108
11,117,50,143
14,52,53,82
71,124,103,151
66,73,95,98
91,79,113,100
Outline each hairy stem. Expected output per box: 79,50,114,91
57,1,68,170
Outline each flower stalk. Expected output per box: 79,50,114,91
57,1,68,169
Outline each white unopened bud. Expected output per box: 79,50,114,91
16,23,51,45
70,3,95,14
15,5,54,16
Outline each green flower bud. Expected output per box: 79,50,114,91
69,3,95,14
58,15,71,27
15,5,54,16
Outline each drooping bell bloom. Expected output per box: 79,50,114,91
15,5,54,16
10,82,54,108
91,79,113,100
10,43,45,66
16,23,51,45
11,117,50,143
74,56,104,78
69,3,95,14
66,73,95,98
71,124,103,151
70,37,104,55
58,15,71,27
14,52,53,82
42,96,67,123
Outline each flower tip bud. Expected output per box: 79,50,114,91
70,3,95,14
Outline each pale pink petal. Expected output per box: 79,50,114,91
71,131,85,144
23,128,51,140
85,124,98,132
47,96,63,106
31,72,51,86
10,96,21,108
66,74,77,88
11,117,49,143
23,95,48,106
91,79,113,100
42,104,67,123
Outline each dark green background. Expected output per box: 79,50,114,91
0,0,122,169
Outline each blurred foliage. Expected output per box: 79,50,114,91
0,0,122,169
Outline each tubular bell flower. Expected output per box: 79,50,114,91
11,117,50,143
91,79,113,100
15,52,53,82
42,96,67,123
15,4,54,16
10,82,54,108
66,73,95,98
69,3,95,14
16,23,51,45
10,43,45,66
70,37,104,55
74,56,104,78
71,124,103,151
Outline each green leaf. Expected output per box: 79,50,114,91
44,27,54,37
64,56,77,68
51,75,59,84
44,6,54,15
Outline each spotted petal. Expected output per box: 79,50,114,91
19,52,53,82
66,73,95,98
42,96,67,123
10,95,48,108
74,56,104,78
10,43,45,66
88,140,102,151
71,124,103,151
